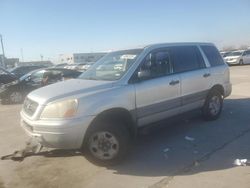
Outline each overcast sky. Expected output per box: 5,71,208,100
1,0,250,62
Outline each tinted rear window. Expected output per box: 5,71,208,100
171,46,206,73
201,45,225,67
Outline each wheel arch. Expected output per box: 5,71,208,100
210,84,224,97
83,108,137,145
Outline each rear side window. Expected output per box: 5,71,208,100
171,46,206,73
201,45,225,67
246,50,250,55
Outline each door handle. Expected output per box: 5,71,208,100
169,80,180,86
203,73,211,78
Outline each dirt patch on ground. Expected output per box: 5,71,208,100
0,177,5,188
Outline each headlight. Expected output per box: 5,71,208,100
40,99,78,119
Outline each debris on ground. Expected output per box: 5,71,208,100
194,161,200,167
163,148,170,159
233,159,250,166
185,136,195,141
163,148,170,153
1,138,43,161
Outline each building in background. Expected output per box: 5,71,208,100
59,52,106,64
0,55,19,68
6,58,19,68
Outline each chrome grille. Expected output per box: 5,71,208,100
23,98,38,116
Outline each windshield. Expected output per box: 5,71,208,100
79,49,143,81
222,52,231,57
19,69,43,81
229,51,243,56
19,73,31,81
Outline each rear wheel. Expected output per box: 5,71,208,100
84,120,130,165
239,59,244,65
202,90,223,120
9,91,23,104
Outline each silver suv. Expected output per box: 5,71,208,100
20,43,232,164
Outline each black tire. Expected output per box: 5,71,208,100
202,90,223,121
239,59,244,65
8,91,23,104
1,98,9,105
83,120,130,166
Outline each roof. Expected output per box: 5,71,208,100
144,42,214,49
108,42,215,52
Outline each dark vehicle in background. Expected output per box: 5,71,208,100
0,68,81,104
78,62,95,71
0,67,18,85
9,65,47,78
53,63,69,68
63,62,95,72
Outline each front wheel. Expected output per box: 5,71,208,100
202,90,223,121
84,121,130,165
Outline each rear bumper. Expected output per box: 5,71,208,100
224,83,232,98
20,112,95,149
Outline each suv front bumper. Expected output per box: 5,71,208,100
20,111,95,149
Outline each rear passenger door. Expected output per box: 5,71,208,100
133,48,181,126
171,46,212,112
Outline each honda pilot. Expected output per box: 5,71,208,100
20,43,232,164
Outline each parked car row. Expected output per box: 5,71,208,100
220,49,250,65
0,68,81,104
0,67,17,85
63,62,95,72
9,65,47,78
0,62,100,104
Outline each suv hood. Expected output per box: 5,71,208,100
28,79,114,105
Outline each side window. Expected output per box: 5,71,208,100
30,70,45,83
139,49,173,80
201,45,224,67
171,46,205,73
49,70,63,83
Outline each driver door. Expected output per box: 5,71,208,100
132,48,181,126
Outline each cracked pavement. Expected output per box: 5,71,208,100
0,65,250,188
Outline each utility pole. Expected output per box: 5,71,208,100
0,34,6,68
21,48,24,62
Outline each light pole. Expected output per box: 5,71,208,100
0,34,6,68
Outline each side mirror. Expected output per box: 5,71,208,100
137,70,151,80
